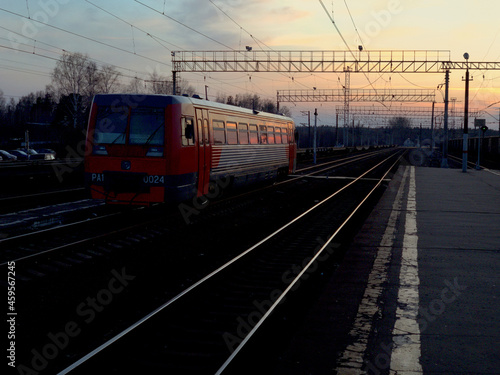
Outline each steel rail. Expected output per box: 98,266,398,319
0,217,159,267
448,154,500,176
294,148,392,174
216,150,405,374
1,150,396,267
0,208,146,266
0,187,85,202
57,149,403,375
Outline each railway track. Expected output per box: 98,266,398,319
48,149,404,374
1,148,395,269
0,187,87,215
448,154,500,175
4,148,402,374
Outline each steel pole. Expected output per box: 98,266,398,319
431,101,435,153
462,68,470,172
172,71,177,95
313,108,318,164
441,70,449,168
335,112,339,146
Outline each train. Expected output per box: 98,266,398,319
449,136,500,168
84,94,297,205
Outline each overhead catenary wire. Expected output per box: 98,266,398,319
0,43,150,88
208,0,313,91
318,0,388,110
0,7,171,68
134,0,234,51
126,0,282,100
0,63,51,78
83,1,220,93
343,0,365,48
0,25,149,79
1,2,294,105
84,0,184,52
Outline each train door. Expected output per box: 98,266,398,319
195,108,210,195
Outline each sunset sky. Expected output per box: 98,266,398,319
1,0,500,127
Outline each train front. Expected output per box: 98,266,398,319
84,94,196,205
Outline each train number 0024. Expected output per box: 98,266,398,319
143,175,165,184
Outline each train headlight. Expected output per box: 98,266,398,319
146,147,163,157
93,145,108,155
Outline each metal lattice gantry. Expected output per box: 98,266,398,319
171,50,500,73
336,106,480,118
277,88,436,103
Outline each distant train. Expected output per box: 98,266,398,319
84,94,296,204
449,136,500,167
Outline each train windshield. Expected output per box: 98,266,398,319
129,107,165,145
94,106,129,144
93,106,165,146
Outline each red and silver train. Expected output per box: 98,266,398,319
84,94,296,205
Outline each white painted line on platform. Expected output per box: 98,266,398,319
484,168,500,176
335,166,409,373
390,166,423,374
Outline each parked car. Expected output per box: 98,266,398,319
36,148,57,159
0,150,18,161
18,148,56,161
8,150,29,160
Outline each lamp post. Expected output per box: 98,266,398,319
462,53,473,172
313,108,318,164
441,70,450,168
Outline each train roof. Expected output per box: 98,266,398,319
92,94,293,122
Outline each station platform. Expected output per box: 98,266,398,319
274,164,500,374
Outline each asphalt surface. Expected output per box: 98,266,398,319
273,164,500,374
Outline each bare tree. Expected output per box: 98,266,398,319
50,52,121,128
279,106,291,117
0,89,6,119
98,65,121,93
177,78,196,97
389,116,412,145
124,76,146,94
51,52,96,128
146,72,172,94
142,72,196,96
52,52,93,97
211,92,290,115
215,92,226,104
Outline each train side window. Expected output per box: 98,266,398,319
259,125,267,144
282,127,288,143
213,120,226,144
249,124,258,144
268,126,275,144
181,117,195,146
203,119,209,143
238,123,249,144
227,121,238,145
197,118,203,145
275,127,282,143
